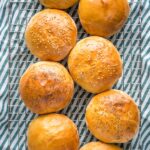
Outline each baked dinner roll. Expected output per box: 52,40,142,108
28,114,79,150
80,142,122,150
86,90,140,143
39,0,78,9
68,36,122,94
19,61,74,114
25,9,77,61
78,0,130,37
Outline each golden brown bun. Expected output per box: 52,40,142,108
39,0,78,9
28,114,79,150
78,0,130,37
25,9,77,61
19,61,74,114
86,90,140,143
80,142,122,150
68,36,122,94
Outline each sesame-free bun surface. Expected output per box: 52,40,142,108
86,90,140,143
80,142,122,150
78,0,130,37
39,0,77,9
28,114,79,150
25,9,77,61
19,61,74,114
68,36,122,94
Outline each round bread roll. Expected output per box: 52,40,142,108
68,36,122,94
39,0,78,9
19,61,74,114
28,114,79,150
80,142,122,150
78,0,130,37
86,90,140,143
25,9,77,61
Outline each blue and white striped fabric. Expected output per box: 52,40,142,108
0,0,150,150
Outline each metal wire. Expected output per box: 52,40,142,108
8,0,142,149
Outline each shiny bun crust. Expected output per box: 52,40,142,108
27,114,79,150
80,142,122,150
25,9,77,61
68,36,122,94
19,61,74,114
86,90,140,143
39,0,78,9
78,0,130,37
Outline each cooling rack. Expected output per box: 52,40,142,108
8,0,142,149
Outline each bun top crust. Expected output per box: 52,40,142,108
78,0,130,37
86,90,140,143
25,9,77,61
80,142,122,150
39,0,78,9
28,114,79,150
19,61,74,114
68,36,122,93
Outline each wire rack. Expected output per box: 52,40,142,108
8,0,142,149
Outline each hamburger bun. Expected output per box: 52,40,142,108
28,114,79,150
78,0,130,37
80,142,122,150
86,90,140,143
39,0,78,9
68,36,122,94
25,9,77,61
19,61,74,114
